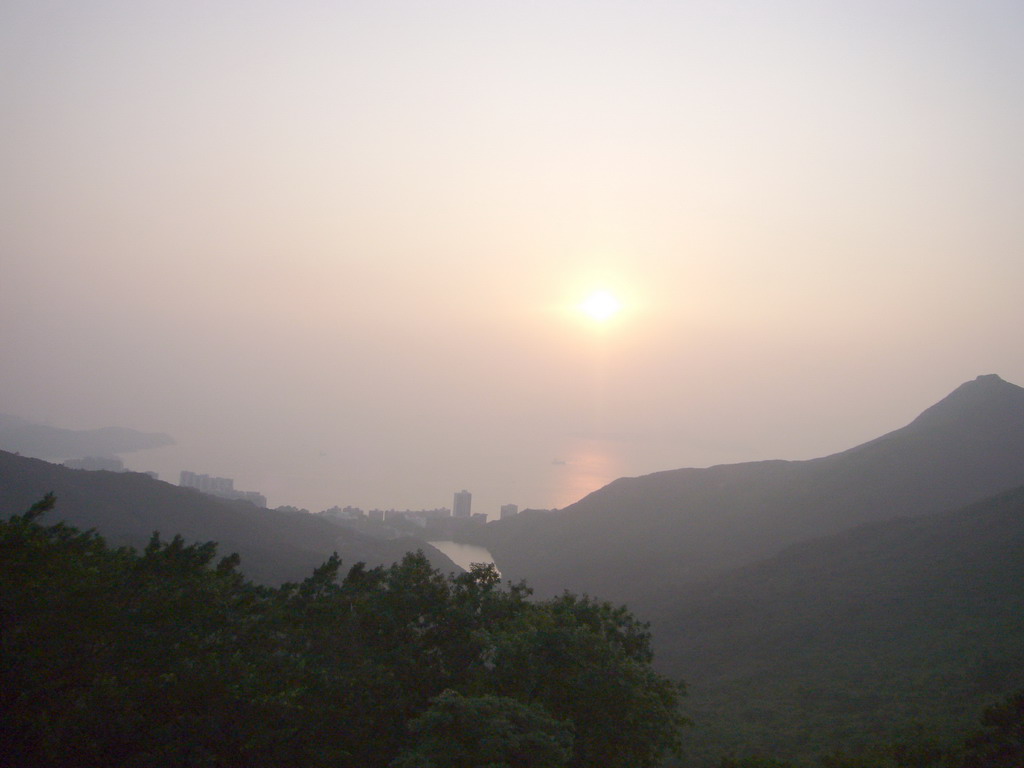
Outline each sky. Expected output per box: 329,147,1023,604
3,0,1023,517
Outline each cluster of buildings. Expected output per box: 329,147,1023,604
59,452,527,525
321,490,521,533
64,455,158,479
322,505,453,527
63,457,521,526
453,490,519,522
179,470,267,508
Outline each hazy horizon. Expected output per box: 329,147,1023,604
3,1,1023,516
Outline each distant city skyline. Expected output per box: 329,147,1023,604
179,469,267,508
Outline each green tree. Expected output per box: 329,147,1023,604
960,690,1024,768
719,757,799,768
391,689,573,768
1,498,686,768
488,592,687,768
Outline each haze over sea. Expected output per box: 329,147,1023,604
3,1,1022,516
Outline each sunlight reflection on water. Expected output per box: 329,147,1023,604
546,436,625,509
427,541,499,573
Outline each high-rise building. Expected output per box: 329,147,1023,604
181,470,234,493
179,470,265,507
500,504,519,520
452,489,472,518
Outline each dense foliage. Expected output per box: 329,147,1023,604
659,485,1024,766
713,688,1024,768
0,495,686,768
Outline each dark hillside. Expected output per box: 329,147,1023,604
657,485,1024,765
478,375,1024,604
0,450,455,584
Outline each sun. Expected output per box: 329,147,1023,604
579,290,622,322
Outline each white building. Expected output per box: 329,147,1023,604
452,489,472,518
180,470,266,507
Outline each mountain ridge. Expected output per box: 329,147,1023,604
476,374,1024,603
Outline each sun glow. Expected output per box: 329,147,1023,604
579,290,622,322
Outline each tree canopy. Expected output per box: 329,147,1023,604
0,496,686,768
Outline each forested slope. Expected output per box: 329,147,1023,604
658,485,1024,765
0,450,454,584
0,496,685,768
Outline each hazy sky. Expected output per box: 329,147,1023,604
3,1,1023,516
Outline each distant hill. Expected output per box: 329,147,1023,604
465,374,1024,765
0,413,174,459
657,484,1024,765
0,451,457,584
477,374,1024,605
